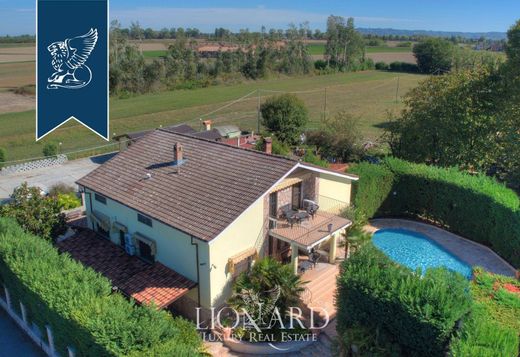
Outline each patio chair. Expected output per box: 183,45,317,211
281,205,299,228
306,202,319,219
309,249,321,268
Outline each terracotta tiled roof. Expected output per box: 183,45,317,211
77,129,297,241
58,230,196,308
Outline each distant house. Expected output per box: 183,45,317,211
114,121,257,150
73,129,357,319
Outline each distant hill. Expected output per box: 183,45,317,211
357,28,507,40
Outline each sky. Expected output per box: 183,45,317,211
1,0,519,36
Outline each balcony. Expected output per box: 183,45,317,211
268,195,352,252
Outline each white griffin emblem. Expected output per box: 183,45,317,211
47,28,98,89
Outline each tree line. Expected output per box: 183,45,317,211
109,16,373,94
387,19,520,189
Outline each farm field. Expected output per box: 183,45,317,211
307,43,412,55
0,70,425,161
0,46,35,64
0,61,35,89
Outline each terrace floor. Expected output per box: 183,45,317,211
367,218,517,277
270,211,351,248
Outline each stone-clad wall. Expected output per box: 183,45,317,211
276,187,292,217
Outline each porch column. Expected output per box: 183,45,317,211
329,233,337,264
291,243,299,275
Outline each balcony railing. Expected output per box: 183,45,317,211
269,195,352,248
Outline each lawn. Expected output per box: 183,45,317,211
0,70,424,161
143,50,168,58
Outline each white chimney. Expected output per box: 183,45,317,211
174,143,183,163
202,120,212,131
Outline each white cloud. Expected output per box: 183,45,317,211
111,7,420,31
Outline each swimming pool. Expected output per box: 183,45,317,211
372,228,472,279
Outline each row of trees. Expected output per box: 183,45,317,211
413,38,504,74
109,21,312,94
110,22,507,46
388,20,520,188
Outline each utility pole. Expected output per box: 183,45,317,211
257,89,261,133
395,75,400,104
323,87,328,121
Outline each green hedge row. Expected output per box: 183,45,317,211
337,244,472,356
349,157,520,268
0,218,204,356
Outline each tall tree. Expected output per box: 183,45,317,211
413,38,454,74
260,94,308,144
325,16,365,71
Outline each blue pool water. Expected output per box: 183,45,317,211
372,228,472,279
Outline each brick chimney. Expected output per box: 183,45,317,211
264,137,272,155
202,120,212,131
174,143,183,163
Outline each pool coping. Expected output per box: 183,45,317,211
365,218,517,278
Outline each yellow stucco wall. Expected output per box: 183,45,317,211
81,168,353,311
207,197,265,307
318,173,352,211
84,188,212,308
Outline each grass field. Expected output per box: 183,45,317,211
307,43,412,56
0,70,425,161
143,50,168,58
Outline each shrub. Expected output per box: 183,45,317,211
57,193,82,210
42,142,58,157
0,218,204,356
349,157,520,267
302,150,328,168
0,147,6,168
337,244,472,356
375,61,388,70
49,183,76,197
0,183,67,241
388,61,419,73
314,59,328,70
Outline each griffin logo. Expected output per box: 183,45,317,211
47,28,98,89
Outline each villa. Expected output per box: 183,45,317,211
67,128,358,319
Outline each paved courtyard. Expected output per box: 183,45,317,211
0,153,114,202
367,218,517,277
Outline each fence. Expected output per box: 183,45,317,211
0,285,76,357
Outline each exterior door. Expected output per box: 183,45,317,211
119,230,126,249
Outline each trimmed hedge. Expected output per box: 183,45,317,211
337,244,472,356
349,157,520,268
0,218,203,356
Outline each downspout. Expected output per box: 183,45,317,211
191,236,201,308
82,189,94,230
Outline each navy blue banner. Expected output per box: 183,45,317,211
37,0,108,140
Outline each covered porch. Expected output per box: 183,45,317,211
269,210,351,274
